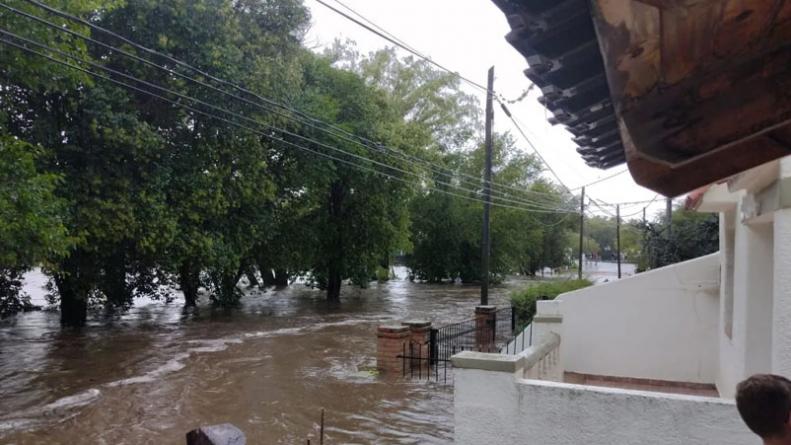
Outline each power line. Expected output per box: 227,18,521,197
533,212,575,228
327,0,423,56
0,31,580,215
311,0,581,195
9,0,566,205
589,197,664,208
587,197,617,217
0,29,576,213
570,168,629,191
312,0,493,95
309,0,597,201
498,102,573,193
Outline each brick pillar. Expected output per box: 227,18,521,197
402,320,431,371
377,325,409,376
475,305,497,352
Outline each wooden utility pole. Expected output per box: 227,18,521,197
481,66,494,306
578,187,585,280
666,197,672,237
616,204,622,279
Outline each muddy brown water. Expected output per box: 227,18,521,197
0,269,518,444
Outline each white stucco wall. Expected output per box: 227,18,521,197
454,368,758,445
717,203,774,397
555,253,720,384
773,208,791,375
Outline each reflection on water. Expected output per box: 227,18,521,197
0,268,518,444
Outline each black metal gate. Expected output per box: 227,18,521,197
398,306,517,383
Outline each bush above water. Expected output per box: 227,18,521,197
511,279,592,330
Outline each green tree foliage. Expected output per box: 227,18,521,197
1,0,310,322
639,207,719,270
409,134,575,282
579,215,641,262
0,136,69,316
0,0,593,325
294,55,416,300
511,279,591,330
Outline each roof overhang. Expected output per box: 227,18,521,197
492,0,626,170
493,0,791,197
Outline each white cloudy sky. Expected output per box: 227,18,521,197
304,0,675,220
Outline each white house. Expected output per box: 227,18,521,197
451,155,791,444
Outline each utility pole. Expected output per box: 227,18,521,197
666,197,673,237
481,66,494,306
616,204,622,279
578,187,585,280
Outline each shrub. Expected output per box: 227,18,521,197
511,279,592,330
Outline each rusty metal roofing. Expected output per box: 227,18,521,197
491,0,625,169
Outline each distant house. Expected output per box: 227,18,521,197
452,1,791,443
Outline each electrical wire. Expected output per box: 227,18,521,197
312,0,492,95
9,0,567,205
498,102,573,193
310,0,588,197
0,28,578,213
0,32,581,215
327,0,423,56
308,0,632,205
569,169,629,191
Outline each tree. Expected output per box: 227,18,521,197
639,207,719,270
97,0,309,306
409,133,575,282
0,136,69,317
295,54,415,300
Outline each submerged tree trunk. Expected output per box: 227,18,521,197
101,249,130,308
244,265,259,288
55,252,90,327
326,266,341,301
59,285,87,327
215,270,242,306
179,261,200,307
326,181,345,302
273,269,288,286
259,264,276,287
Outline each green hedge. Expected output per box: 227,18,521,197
511,279,592,330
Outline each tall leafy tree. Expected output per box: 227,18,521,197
409,134,574,282
294,55,415,300
0,135,69,316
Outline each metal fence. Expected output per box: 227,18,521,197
500,322,533,355
398,306,520,383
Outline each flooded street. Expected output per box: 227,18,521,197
0,268,516,444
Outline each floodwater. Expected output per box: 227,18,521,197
0,268,516,444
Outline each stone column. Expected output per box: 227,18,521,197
402,320,431,371
773,208,791,375
532,300,563,346
475,305,497,352
377,325,409,376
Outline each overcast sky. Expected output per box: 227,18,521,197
304,0,675,220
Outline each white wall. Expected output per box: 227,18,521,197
555,253,720,384
710,187,777,397
718,210,742,398
454,368,758,445
773,208,791,375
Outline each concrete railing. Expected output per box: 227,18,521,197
450,332,563,381
523,332,561,381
